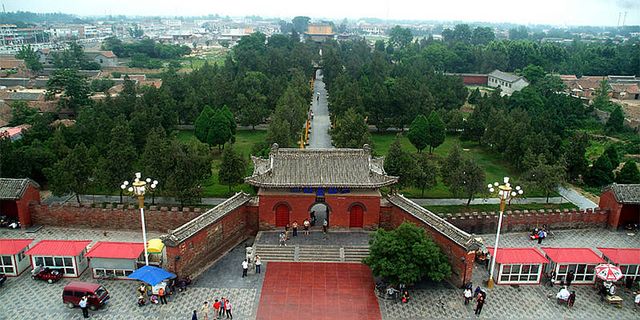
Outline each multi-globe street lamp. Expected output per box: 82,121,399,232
487,177,523,288
121,172,158,266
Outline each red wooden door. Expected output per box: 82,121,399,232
275,204,290,227
349,205,364,228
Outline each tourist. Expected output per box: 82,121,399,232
401,291,410,303
311,211,317,226
292,221,298,237
137,295,146,307
634,292,640,309
474,294,485,315
219,297,226,318
568,291,576,308
255,255,262,274
150,294,159,304
322,218,328,234
225,298,233,319
242,259,249,278
303,219,310,235
213,299,221,319
556,286,570,303
537,228,546,244
464,287,473,305
278,232,287,247
137,283,147,296
201,301,210,320
548,270,556,287
566,271,574,287
79,296,89,318
192,310,198,320
474,286,482,299
158,286,167,304
285,223,290,240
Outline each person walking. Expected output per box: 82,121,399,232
568,291,576,308
213,299,221,319
303,219,310,236
474,294,485,316
255,255,262,274
79,296,89,318
242,259,249,278
225,298,233,319
285,223,290,240
292,221,298,237
464,287,473,305
537,229,546,244
219,297,226,319
201,301,210,320
566,271,574,287
192,310,198,320
278,232,287,247
158,287,167,304
322,218,328,234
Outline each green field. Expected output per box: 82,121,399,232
175,129,267,197
179,49,228,71
424,203,578,215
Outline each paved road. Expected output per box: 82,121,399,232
308,70,333,148
557,186,598,209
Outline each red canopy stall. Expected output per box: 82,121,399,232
0,239,34,276
542,247,605,285
488,247,549,285
25,240,91,277
598,247,640,284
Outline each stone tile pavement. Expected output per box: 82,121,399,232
255,230,371,246
479,227,640,249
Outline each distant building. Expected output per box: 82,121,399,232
84,51,118,67
444,73,488,86
487,70,529,95
0,58,26,72
0,124,31,141
560,75,606,99
304,23,335,43
599,184,640,229
219,27,254,45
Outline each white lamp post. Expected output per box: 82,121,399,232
487,177,523,288
121,172,158,266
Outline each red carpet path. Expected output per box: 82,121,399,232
256,262,382,320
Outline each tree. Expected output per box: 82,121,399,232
388,26,413,48
46,68,91,113
165,140,212,205
383,136,419,188
616,160,640,184
605,105,625,134
15,45,42,72
414,154,437,197
592,79,611,111
207,110,232,150
128,24,144,38
194,106,216,143
446,158,485,206
468,88,481,105
98,120,137,191
509,26,529,40
441,144,463,187
471,26,495,45
407,115,429,153
8,101,38,126
584,154,615,187
140,127,173,194
524,156,566,203
364,222,451,285
266,115,292,148
603,145,621,169
331,108,371,148
292,16,310,34
44,143,94,203
426,111,446,153
218,145,247,193
564,132,589,181
521,64,546,86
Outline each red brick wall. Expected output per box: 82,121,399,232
599,190,623,229
30,203,203,232
444,208,609,234
17,184,40,228
165,203,259,277
380,203,474,287
257,192,381,230
461,75,488,85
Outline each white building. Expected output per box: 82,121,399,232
487,70,529,96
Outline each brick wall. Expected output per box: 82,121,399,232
443,208,609,234
30,203,204,233
165,203,259,277
381,202,474,288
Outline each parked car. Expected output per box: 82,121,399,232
63,282,110,311
0,273,6,287
31,266,64,283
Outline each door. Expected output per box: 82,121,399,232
275,204,290,227
349,205,364,228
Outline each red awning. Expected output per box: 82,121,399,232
25,240,91,256
541,247,605,264
488,247,548,264
0,239,34,255
85,241,144,260
598,248,640,265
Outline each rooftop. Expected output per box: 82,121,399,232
0,239,34,255
597,247,640,265
245,145,398,189
85,241,144,259
488,69,527,83
487,247,548,265
541,247,605,264
25,240,91,256
0,178,39,200
605,183,640,204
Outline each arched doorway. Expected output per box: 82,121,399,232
310,203,329,227
275,203,290,227
349,204,364,228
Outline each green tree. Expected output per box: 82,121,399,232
605,105,625,134
603,145,621,169
616,160,640,184
584,154,615,187
467,88,481,105
8,101,38,126
139,127,173,194
564,132,589,181
46,68,92,113
194,106,216,143
207,110,232,150
15,45,43,72
266,115,292,148
331,108,371,148
218,145,247,193
426,111,446,153
414,154,437,197
364,222,451,285
383,136,418,188
471,26,495,45
592,79,611,111
165,140,212,205
388,26,413,48
446,158,486,206
98,120,137,191
521,64,546,85
524,156,566,203
44,143,94,203
441,144,463,187
509,26,529,40
407,115,429,153
292,16,310,34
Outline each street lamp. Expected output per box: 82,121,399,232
121,172,158,266
486,176,523,288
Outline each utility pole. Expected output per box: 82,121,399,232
622,12,627,27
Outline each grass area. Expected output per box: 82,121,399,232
425,203,578,215
175,129,267,197
179,48,228,71
372,133,546,198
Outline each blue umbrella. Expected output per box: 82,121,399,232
128,266,176,286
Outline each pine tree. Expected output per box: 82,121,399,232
219,145,247,193
605,105,625,134
407,115,429,153
426,111,446,153
616,160,640,184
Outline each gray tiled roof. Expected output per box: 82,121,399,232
488,69,526,83
606,183,640,204
387,194,480,250
0,178,39,200
161,192,252,246
245,145,398,188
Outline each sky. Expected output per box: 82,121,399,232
5,0,640,26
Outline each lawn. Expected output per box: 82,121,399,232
372,132,549,198
175,129,267,197
424,203,578,215
179,48,228,72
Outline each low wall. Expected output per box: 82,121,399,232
444,208,609,234
30,203,204,233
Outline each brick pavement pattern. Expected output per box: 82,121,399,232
257,262,381,320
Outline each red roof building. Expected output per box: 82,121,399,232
85,241,144,279
542,247,604,284
25,240,91,277
0,238,34,276
598,247,640,282
488,247,548,285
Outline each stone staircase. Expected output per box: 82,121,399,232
255,244,369,263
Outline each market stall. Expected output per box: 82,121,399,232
85,241,144,279
542,247,605,285
25,240,91,277
488,247,548,285
598,247,640,285
0,238,34,276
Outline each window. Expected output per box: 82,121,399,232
498,263,541,283
33,255,76,275
556,263,597,283
93,268,135,278
0,255,14,274
621,264,640,282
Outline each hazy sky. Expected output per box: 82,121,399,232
6,0,640,26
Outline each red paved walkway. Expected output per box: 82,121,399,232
257,262,381,320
